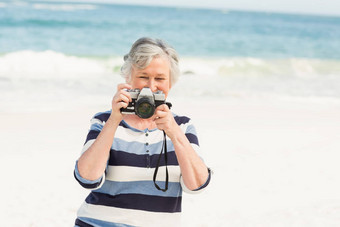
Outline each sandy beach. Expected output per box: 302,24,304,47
1,97,340,226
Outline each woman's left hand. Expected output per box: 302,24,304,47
154,104,209,191
154,104,179,138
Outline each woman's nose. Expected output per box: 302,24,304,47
148,79,157,92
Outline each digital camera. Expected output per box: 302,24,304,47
120,87,171,119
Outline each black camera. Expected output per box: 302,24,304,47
120,87,172,119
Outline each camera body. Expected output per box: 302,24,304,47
120,87,171,119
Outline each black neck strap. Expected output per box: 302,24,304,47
153,130,169,192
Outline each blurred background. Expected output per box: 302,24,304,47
1,0,340,112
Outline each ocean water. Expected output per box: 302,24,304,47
0,1,340,112
1,1,340,58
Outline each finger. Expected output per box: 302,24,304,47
154,117,168,125
156,103,169,112
120,90,132,102
114,93,130,104
155,104,170,117
118,101,129,109
155,109,167,119
117,83,132,91
113,88,132,103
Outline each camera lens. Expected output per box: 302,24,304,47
135,98,155,119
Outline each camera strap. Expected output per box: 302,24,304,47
153,130,169,192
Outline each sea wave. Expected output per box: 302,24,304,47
180,57,340,78
0,50,121,80
0,51,339,101
2,51,339,79
32,3,97,11
177,57,340,99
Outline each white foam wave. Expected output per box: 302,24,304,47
0,50,339,113
180,57,340,79
0,50,123,80
0,50,126,113
0,3,7,8
176,57,340,100
1,51,339,81
32,3,97,11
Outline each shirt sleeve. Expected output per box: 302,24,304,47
74,161,105,190
178,118,212,194
73,112,108,190
180,168,212,194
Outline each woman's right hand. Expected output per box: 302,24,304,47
78,83,132,181
109,83,132,122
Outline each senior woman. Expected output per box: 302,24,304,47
74,37,211,227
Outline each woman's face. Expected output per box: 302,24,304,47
128,57,171,98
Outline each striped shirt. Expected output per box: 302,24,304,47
74,111,211,227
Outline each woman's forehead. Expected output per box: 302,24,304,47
133,57,170,75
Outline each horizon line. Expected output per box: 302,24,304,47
7,0,340,18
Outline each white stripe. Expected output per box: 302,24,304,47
77,202,181,227
115,126,164,144
90,118,105,126
178,121,190,132
106,165,181,183
88,118,193,146
80,139,95,155
83,130,198,153
191,143,205,162
115,121,192,144
191,143,200,153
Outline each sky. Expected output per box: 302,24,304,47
49,0,340,16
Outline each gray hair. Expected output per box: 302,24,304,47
121,37,180,85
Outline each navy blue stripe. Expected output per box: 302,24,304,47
77,217,135,227
93,112,132,130
93,112,129,129
185,133,199,146
84,124,128,144
94,112,110,122
74,171,102,189
86,192,182,213
109,150,178,167
174,115,190,125
84,130,100,144
119,120,129,129
94,112,190,127
75,218,94,227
